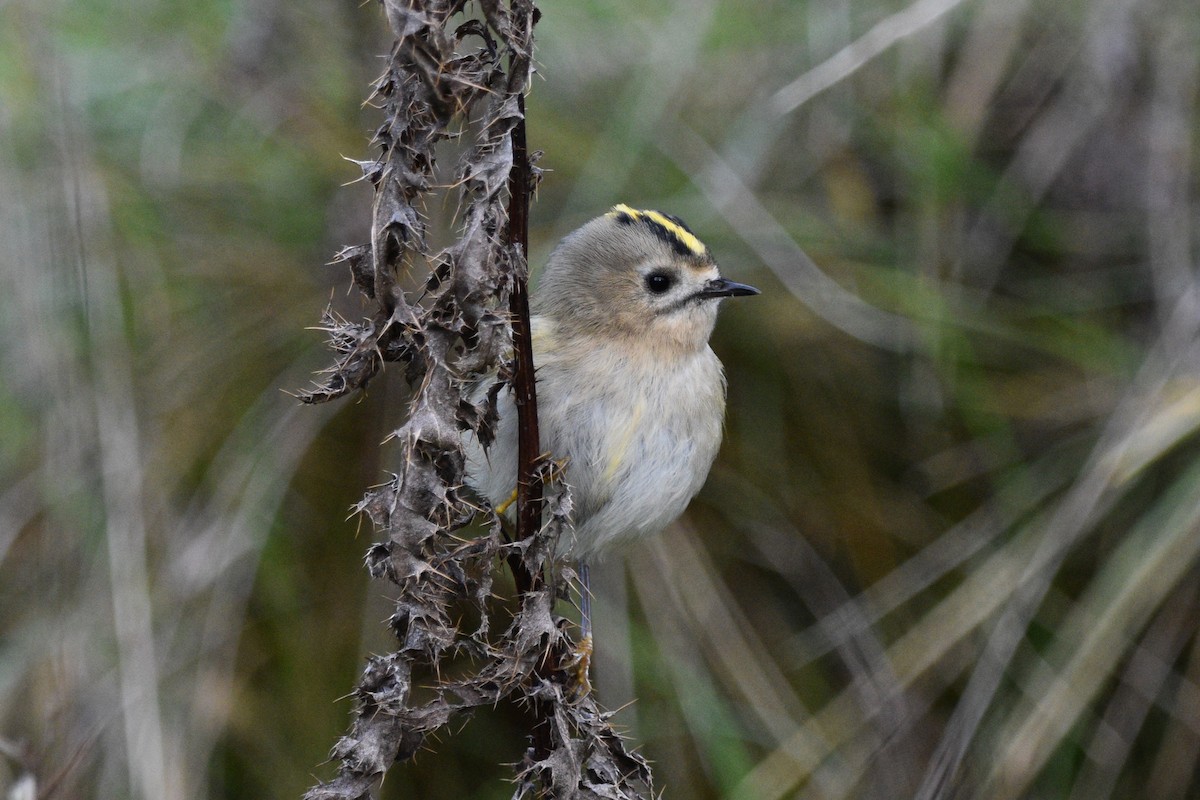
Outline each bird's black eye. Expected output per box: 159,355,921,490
644,272,673,294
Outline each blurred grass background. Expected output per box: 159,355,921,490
3,0,1200,797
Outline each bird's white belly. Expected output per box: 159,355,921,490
529,346,726,555
464,333,727,557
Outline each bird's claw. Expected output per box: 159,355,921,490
566,634,593,700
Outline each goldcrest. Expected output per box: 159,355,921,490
467,205,758,556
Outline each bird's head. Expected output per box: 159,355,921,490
533,205,759,354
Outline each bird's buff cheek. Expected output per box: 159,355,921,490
645,307,718,354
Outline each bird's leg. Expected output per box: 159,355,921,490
494,488,519,516
579,561,592,640
571,560,594,697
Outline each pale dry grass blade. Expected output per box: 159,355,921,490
559,0,719,219
742,519,921,799
710,478,925,798
1144,631,1200,798
912,329,1200,798
942,0,1031,141
1065,583,1199,800
732,461,1093,798
662,124,915,352
57,100,175,798
771,0,975,115
962,0,1145,290
0,15,347,795
786,462,1066,669
726,511,1042,797
588,558,636,730
647,525,812,745
986,464,1200,798
627,555,748,794
1144,15,1199,333
166,393,336,787
1101,383,1200,486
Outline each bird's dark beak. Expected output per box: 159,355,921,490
697,277,760,299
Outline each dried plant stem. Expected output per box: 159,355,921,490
301,3,654,798
506,93,544,595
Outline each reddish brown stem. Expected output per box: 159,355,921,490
505,88,561,769
506,94,542,596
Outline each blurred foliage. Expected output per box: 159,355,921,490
2,0,1200,798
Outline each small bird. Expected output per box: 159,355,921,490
466,204,758,640
469,205,758,553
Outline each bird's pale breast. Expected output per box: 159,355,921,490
466,317,727,556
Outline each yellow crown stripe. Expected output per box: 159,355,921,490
608,204,708,258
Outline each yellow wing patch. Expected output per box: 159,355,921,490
607,204,708,260
601,398,645,485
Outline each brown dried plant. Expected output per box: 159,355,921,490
299,2,653,798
